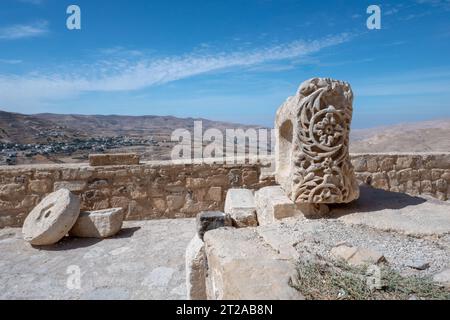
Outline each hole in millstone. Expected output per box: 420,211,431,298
37,203,55,220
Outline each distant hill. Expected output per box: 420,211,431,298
1,109,449,153
0,110,262,144
350,119,450,153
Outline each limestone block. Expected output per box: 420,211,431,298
185,235,207,300
275,78,359,207
255,186,298,225
29,180,52,194
22,188,80,246
206,187,222,202
224,189,258,227
54,181,87,193
89,153,140,166
330,244,385,266
69,208,124,238
204,228,304,300
196,211,232,241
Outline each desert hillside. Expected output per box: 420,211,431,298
0,110,260,144
350,119,450,153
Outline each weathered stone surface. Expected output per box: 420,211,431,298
69,208,124,238
224,189,258,227
89,153,140,166
335,185,450,236
22,188,80,245
196,211,232,240
255,186,298,225
275,78,359,207
296,203,330,218
185,235,207,300
331,244,385,266
204,228,304,300
54,181,87,193
1,219,196,299
433,268,450,289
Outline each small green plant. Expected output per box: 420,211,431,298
290,259,450,300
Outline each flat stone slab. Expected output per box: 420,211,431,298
89,153,140,166
224,189,258,227
333,185,450,236
69,208,125,238
204,227,304,300
0,219,196,300
255,186,298,225
22,188,80,246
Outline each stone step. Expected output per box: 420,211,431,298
255,186,299,225
224,189,258,228
204,227,304,300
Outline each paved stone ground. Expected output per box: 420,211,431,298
0,218,196,300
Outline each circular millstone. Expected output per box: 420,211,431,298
22,188,80,245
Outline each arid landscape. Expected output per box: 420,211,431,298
1,109,449,165
0,110,263,165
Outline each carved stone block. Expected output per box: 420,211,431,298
275,78,359,205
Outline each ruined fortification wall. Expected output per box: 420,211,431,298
351,153,450,201
0,160,274,228
0,153,449,228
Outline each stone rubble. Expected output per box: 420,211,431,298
255,186,299,225
224,188,258,228
196,211,232,241
69,207,125,238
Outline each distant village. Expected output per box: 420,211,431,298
0,136,159,165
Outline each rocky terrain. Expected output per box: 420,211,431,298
350,119,450,153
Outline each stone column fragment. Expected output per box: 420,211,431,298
275,78,359,208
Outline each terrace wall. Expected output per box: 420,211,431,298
0,153,449,228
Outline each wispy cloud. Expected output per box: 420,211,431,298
0,33,351,107
0,20,49,40
17,0,44,5
0,59,23,64
416,0,450,11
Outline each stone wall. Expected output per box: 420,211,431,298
1,153,449,228
351,153,450,201
0,160,274,228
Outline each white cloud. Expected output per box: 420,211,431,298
0,59,23,64
0,21,49,40
0,33,351,107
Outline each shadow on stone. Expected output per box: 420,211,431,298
114,226,141,239
327,184,427,218
32,227,141,251
33,237,103,251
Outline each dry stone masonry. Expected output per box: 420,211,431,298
275,78,359,213
0,153,449,229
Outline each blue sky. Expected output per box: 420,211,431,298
0,0,449,128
